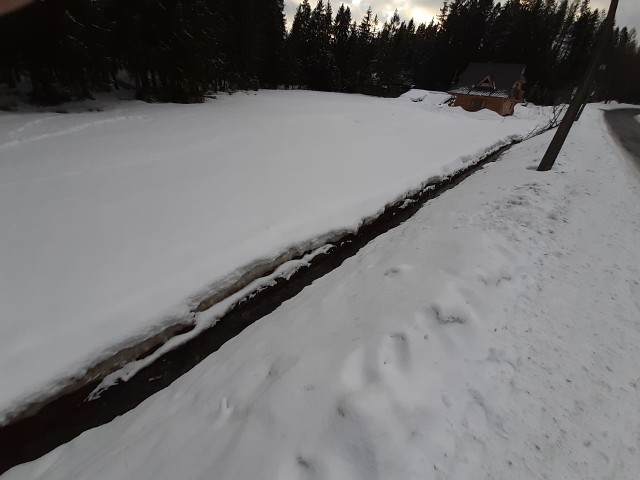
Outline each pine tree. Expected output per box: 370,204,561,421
255,0,286,88
287,0,313,87
308,0,334,90
333,4,354,91
351,7,377,91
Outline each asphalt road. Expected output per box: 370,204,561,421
604,108,640,166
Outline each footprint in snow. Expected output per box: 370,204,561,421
385,332,412,371
212,396,233,428
384,264,414,278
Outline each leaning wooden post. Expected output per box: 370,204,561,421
537,0,619,172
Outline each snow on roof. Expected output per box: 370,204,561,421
448,87,511,98
449,63,526,97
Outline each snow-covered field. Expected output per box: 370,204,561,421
4,104,639,479
0,90,547,419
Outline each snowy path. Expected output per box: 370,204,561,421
4,105,638,479
509,120,640,478
0,90,546,421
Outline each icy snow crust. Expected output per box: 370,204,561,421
4,104,639,479
0,90,545,420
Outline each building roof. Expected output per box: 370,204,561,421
448,63,526,98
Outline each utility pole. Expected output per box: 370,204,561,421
537,0,619,172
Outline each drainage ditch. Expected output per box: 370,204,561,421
0,139,524,474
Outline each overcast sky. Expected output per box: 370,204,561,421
283,0,640,35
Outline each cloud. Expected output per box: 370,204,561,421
283,0,441,28
592,0,640,34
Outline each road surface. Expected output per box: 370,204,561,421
604,108,640,165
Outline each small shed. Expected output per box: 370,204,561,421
448,63,526,116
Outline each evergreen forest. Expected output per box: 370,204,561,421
0,0,638,105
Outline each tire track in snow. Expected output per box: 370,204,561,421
0,114,144,150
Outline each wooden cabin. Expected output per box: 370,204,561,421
448,63,526,116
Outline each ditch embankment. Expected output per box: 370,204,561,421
0,135,542,474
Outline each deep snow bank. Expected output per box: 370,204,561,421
0,90,546,420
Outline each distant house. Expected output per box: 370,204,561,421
448,63,526,116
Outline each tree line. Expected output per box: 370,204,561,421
0,0,638,105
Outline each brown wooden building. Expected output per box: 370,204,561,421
448,63,526,116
